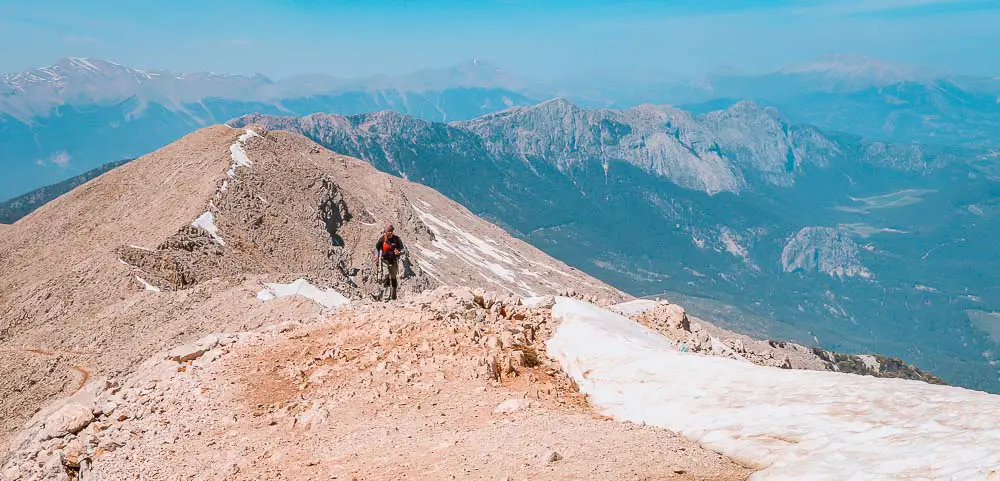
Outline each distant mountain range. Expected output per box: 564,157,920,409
571,55,1000,148
4,54,1000,202
227,101,1000,393
0,57,535,200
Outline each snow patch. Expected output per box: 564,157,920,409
135,276,160,292
546,297,1000,480
238,129,259,143
255,279,349,310
230,143,251,168
227,129,257,178
411,203,524,293
191,212,225,245
418,246,445,261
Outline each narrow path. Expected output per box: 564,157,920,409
3,346,99,395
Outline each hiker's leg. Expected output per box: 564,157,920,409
378,262,390,301
388,262,399,300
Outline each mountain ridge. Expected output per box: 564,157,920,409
0,58,539,200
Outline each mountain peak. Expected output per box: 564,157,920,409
534,97,579,111
52,57,128,75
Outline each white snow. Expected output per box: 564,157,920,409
720,228,749,261
255,278,349,310
226,129,257,178
411,203,524,292
191,212,225,245
415,244,445,261
230,143,252,168
238,129,259,143
546,297,1000,480
135,276,160,292
68,57,101,73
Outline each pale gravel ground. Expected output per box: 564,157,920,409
12,288,753,480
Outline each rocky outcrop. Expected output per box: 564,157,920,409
617,299,942,383
811,348,946,384
780,226,871,279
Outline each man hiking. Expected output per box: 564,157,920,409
373,224,404,301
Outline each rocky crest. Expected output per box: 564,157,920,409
0,125,621,450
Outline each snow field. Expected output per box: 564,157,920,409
546,297,1000,480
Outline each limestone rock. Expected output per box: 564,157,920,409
522,295,556,309
294,402,330,430
41,402,94,441
62,439,84,468
493,398,532,415
662,304,690,331
167,333,223,363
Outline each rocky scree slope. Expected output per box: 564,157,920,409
0,125,620,450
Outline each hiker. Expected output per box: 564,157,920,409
373,224,404,301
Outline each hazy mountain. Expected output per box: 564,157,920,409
5,53,997,201
563,55,1000,148
231,100,1000,393
0,58,536,201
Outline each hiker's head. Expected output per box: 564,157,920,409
385,224,394,234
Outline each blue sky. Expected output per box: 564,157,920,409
1,0,998,80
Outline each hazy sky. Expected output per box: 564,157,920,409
1,0,998,80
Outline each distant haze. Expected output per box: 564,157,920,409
1,0,999,82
